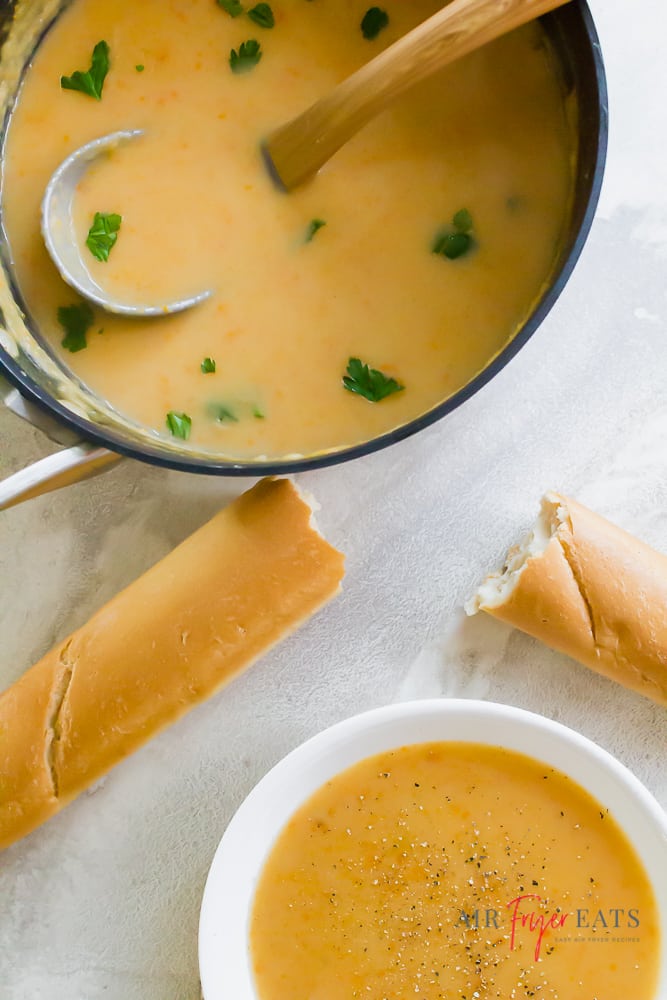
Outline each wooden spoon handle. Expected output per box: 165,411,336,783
265,0,571,190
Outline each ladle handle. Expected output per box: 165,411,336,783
0,443,121,512
265,0,571,190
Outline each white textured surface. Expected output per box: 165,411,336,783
0,0,666,996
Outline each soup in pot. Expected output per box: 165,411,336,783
3,0,573,457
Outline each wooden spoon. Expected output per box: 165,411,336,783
263,0,572,191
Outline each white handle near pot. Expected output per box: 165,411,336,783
0,378,123,510
0,442,122,511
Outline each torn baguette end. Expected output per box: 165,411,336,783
465,492,568,616
465,492,667,707
291,479,323,534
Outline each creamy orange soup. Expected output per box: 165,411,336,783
3,0,573,458
250,743,660,999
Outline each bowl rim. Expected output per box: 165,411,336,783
198,698,666,1000
0,0,608,476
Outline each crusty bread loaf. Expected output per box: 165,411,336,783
466,492,667,707
0,477,345,850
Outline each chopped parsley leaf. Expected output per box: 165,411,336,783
58,302,94,353
135,64,145,72
86,212,122,262
213,404,239,423
248,3,275,27
253,406,265,419
432,209,475,260
218,0,245,15
452,208,473,233
61,40,110,100
201,357,217,374
230,39,262,72
361,7,388,40
166,411,192,439
343,357,403,402
432,231,471,259
305,218,326,242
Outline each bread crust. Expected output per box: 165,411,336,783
0,478,345,850
470,493,667,707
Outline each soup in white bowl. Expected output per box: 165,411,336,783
199,700,666,1000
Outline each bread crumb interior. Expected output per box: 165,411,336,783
465,493,567,614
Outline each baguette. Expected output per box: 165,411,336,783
466,492,667,707
0,477,345,850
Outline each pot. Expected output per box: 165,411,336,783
0,0,607,507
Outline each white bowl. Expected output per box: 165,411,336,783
198,699,667,999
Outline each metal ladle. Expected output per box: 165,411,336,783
41,129,212,317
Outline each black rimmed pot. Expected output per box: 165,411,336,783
0,0,607,479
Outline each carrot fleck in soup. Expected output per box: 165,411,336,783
250,743,660,1000
3,0,572,458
